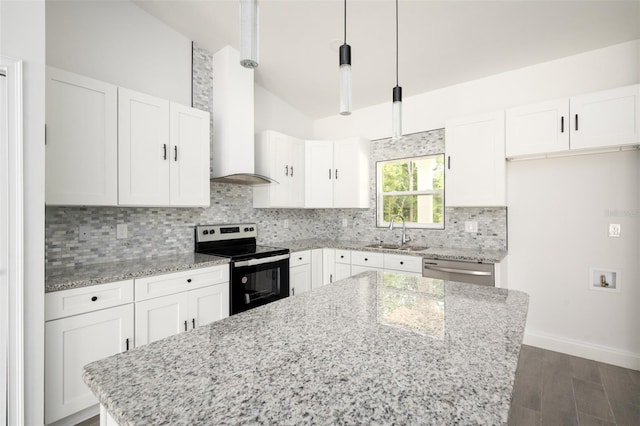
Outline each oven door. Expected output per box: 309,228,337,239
231,254,290,315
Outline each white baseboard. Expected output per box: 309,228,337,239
524,331,640,371
47,404,99,426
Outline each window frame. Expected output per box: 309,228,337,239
376,154,445,230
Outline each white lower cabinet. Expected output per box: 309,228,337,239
135,282,229,346
383,253,423,276
290,250,312,296
45,304,134,424
311,249,324,289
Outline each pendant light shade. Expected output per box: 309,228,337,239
391,0,402,139
339,0,352,115
240,0,259,69
392,86,402,139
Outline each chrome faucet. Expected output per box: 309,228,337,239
388,215,411,245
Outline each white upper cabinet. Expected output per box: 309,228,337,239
119,88,210,207
169,103,211,206
305,137,370,208
46,67,118,206
118,87,171,206
445,111,506,207
570,85,640,151
506,99,570,157
506,85,640,158
254,130,305,208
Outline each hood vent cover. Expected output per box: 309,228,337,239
210,173,275,185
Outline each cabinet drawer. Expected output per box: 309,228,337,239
351,251,384,268
335,249,351,264
383,254,423,274
290,250,311,267
45,280,134,321
135,265,229,301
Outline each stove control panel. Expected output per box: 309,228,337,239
196,223,257,242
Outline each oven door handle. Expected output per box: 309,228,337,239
234,254,290,268
423,265,491,276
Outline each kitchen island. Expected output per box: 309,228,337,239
83,272,529,425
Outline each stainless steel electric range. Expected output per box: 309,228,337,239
195,224,290,315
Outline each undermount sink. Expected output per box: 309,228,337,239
364,244,428,252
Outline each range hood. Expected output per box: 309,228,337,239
209,46,274,185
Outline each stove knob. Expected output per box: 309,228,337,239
250,227,254,231
203,230,209,235
209,229,215,234
244,227,249,232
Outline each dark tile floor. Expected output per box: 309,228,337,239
76,344,640,426
509,345,640,425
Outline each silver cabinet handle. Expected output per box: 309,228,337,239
330,274,333,283
163,144,167,160
329,169,332,179
290,165,294,177
335,169,338,179
234,254,290,267
423,265,491,276
174,145,178,161
285,165,289,176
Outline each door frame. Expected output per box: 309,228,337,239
0,55,25,426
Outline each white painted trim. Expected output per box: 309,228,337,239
524,330,640,371
0,55,25,426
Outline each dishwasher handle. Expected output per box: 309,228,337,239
423,265,492,276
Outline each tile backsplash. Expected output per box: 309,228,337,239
44,44,506,268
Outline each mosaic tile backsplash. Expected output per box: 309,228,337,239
44,45,507,268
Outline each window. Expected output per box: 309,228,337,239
377,154,444,229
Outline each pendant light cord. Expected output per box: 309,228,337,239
344,0,347,44
395,0,399,87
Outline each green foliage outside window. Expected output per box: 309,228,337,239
377,154,444,228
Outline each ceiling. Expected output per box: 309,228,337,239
134,0,640,120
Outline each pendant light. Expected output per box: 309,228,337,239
339,0,352,115
240,0,259,68
391,0,402,139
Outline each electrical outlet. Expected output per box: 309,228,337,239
608,223,621,238
283,219,289,229
342,218,348,228
78,226,90,242
464,221,478,233
116,224,128,239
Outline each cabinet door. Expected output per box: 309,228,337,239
335,263,352,281
290,264,311,296
322,248,336,284
305,140,334,208
135,293,189,346
570,85,640,150
311,249,324,289
289,137,306,207
45,67,118,206
506,99,570,157
445,111,506,206
333,137,370,208
169,103,211,207
118,87,170,206
45,304,133,424
187,283,230,329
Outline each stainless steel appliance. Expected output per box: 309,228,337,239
195,224,289,315
422,258,495,286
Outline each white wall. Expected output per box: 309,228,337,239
314,39,640,368
46,0,192,105
314,40,640,140
254,83,314,139
0,0,46,423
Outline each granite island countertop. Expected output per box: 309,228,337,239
45,253,229,293
272,238,507,263
83,271,529,425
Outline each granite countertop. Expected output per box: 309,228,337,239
273,238,507,263
83,271,529,425
45,253,229,293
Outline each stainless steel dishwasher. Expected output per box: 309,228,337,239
422,258,495,286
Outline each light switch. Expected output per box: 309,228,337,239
78,226,90,242
116,224,128,239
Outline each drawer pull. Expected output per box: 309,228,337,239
400,261,404,265
364,258,368,261
184,320,188,331
298,257,302,260
340,255,344,259
192,318,196,329
125,338,130,351
187,278,192,283
91,296,98,302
